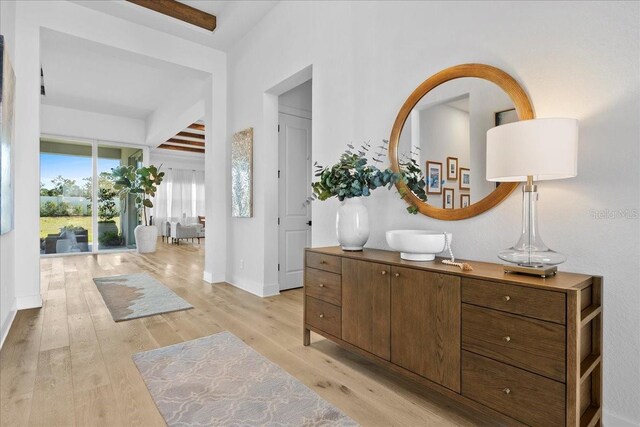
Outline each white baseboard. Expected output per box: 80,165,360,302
262,283,280,297
16,294,42,310
202,271,225,284
0,305,17,350
226,276,280,298
604,410,638,427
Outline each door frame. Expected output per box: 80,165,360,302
263,65,313,294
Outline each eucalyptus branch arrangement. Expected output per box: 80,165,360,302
398,153,428,214
111,164,165,226
310,141,402,202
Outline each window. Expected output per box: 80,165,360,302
40,138,146,255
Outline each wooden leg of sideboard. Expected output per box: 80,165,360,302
303,328,311,346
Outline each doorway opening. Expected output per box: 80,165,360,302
278,79,312,291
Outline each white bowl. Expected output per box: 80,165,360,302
385,230,452,261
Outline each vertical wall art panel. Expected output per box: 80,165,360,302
231,128,253,218
0,35,16,234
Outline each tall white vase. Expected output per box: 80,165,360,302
336,197,369,251
134,225,158,253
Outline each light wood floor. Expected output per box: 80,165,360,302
1,241,491,426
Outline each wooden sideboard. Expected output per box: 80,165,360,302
303,247,603,427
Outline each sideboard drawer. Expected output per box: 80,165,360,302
462,278,566,324
306,296,341,338
462,351,565,427
462,304,566,382
305,268,342,306
306,252,342,274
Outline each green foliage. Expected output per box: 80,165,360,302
40,201,58,217
60,225,86,234
311,141,402,202
111,164,165,226
399,157,428,214
98,231,123,247
98,187,118,222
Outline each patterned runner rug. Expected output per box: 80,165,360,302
133,331,358,426
93,273,192,322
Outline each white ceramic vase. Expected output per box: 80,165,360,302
134,225,158,253
336,197,370,251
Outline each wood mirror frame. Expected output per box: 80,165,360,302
389,63,535,220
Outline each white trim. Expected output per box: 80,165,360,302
16,294,42,310
603,410,638,427
202,271,213,283
203,271,225,284
226,277,280,298
262,283,280,297
0,305,17,350
278,105,312,120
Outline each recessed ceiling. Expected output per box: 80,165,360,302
40,28,209,119
70,0,279,51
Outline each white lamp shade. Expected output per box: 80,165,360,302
486,118,578,182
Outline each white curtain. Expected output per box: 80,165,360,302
152,168,205,231
195,170,205,217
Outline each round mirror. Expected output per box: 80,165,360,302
389,64,534,220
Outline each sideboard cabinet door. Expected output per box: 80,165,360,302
391,266,461,392
342,258,391,360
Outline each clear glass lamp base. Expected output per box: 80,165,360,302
500,185,567,268
498,248,566,267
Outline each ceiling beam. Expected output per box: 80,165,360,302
166,138,205,147
188,123,205,131
177,131,205,140
126,0,217,32
158,144,205,154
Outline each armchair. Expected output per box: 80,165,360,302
170,222,204,245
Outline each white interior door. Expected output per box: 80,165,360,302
278,112,312,290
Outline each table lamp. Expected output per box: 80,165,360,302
486,118,578,277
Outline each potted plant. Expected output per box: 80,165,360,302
97,187,119,242
112,164,164,253
311,141,401,251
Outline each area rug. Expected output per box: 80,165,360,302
132,331,358,426
93,273,192,322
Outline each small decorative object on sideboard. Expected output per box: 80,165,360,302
112,164,165,253
486,118,578,277
310,141,402,251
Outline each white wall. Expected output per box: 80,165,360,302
2,0,227,344
420,105,470,208
0,0,18,347
149,150,205,172
41,104,146,144
279,79,312,114
227,1,640,424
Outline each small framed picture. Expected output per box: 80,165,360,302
426,161,443,195
446,157,458,180
495,108,518,126
460,194,470,208
459,168,470,190
443,188,454,209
